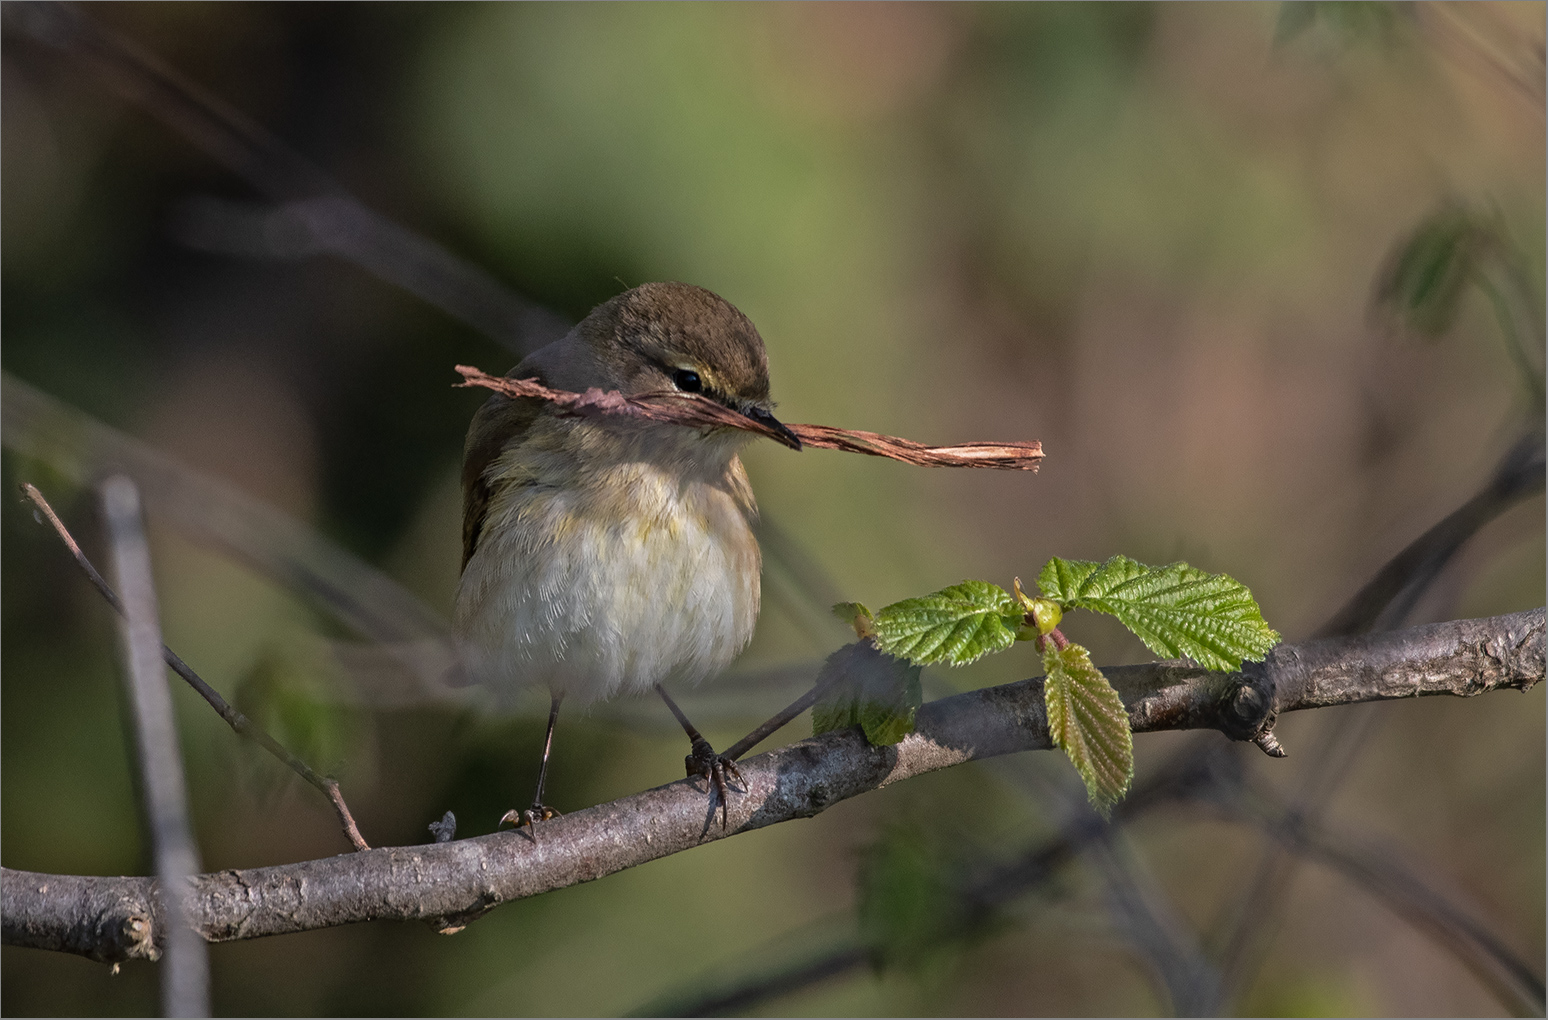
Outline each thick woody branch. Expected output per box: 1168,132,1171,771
4,609,1539,964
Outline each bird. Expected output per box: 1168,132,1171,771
454,281,801,831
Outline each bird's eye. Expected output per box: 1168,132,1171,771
672,369,702,393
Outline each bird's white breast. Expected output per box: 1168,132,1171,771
454,432,761,708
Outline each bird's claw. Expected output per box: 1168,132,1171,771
685,737,744,829
499,804,560,842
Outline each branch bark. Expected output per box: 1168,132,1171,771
4,609,1540,964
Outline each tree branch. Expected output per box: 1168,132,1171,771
4,609,1539,964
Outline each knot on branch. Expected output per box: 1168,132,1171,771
1221,658,1284,756
109,913,159,962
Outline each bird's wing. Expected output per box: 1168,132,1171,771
461,364,546,571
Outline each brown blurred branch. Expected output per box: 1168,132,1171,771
1,1,566,356
4,609,1539,964
2,374,456,655
456,366,1046,471
20,483,371,853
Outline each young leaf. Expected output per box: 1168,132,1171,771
832,601,876,640
1373,204,1486,339
1043,641,1132,814
873,580,1024,667
1038,555,1280,672
811,641,923,746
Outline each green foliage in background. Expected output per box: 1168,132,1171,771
825,556,1279,811
1273,1,1405,50
1374,202,1546,409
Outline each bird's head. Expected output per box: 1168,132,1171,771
546,282,802,451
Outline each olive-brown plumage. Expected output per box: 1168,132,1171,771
455,282,793,827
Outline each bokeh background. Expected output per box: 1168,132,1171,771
3,2,1543,1015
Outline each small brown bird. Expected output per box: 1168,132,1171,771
455,282,800,828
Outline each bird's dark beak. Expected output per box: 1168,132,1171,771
744,406,803,450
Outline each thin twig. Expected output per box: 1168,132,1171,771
101,476,210,1017
456,367,1045,471
1225,769,1547,1017
1316,429,1545,639
1208,428,1546,1011
21,483,370,852
720,646,862,762
3,374,455,656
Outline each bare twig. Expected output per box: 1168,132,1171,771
1417,1,1547,110
1,2,564,357
171,196,570,355
456,367,1045,471
2,610,1539,963
1207,427,1546,1011
1316,429,1545,639
21,483,371,852
1223,768,1547,1017
3,373,461,689
100,476,210,1017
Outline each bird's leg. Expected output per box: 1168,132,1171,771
655,683,744,828
500,693,563,835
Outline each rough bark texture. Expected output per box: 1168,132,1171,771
4,609,1541,963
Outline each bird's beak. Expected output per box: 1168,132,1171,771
744,406,803,450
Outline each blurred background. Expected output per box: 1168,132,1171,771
2,2,1543,1015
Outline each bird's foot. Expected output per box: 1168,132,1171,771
499,804,560,842
685,737,744,829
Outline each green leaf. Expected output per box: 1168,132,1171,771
1043,641,1133,814
811,641,923,746
1274,1,1402,51
872,580,1024,667
1037,555,1280,672
1036,558,1101,604
1373,204,1486,339
831,601,876,640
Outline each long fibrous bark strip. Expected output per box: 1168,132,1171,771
455,366,1045,471
3,609,1538,962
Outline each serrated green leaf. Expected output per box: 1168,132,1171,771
811,641,922,746
873,580,1024,667
1036,558,1101,605
1043,641,1132,814
1038,555,1280,672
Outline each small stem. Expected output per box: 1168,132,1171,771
721,649,856,762
22,483,370,852
1037,628,1070,653
1477,270,1546,411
